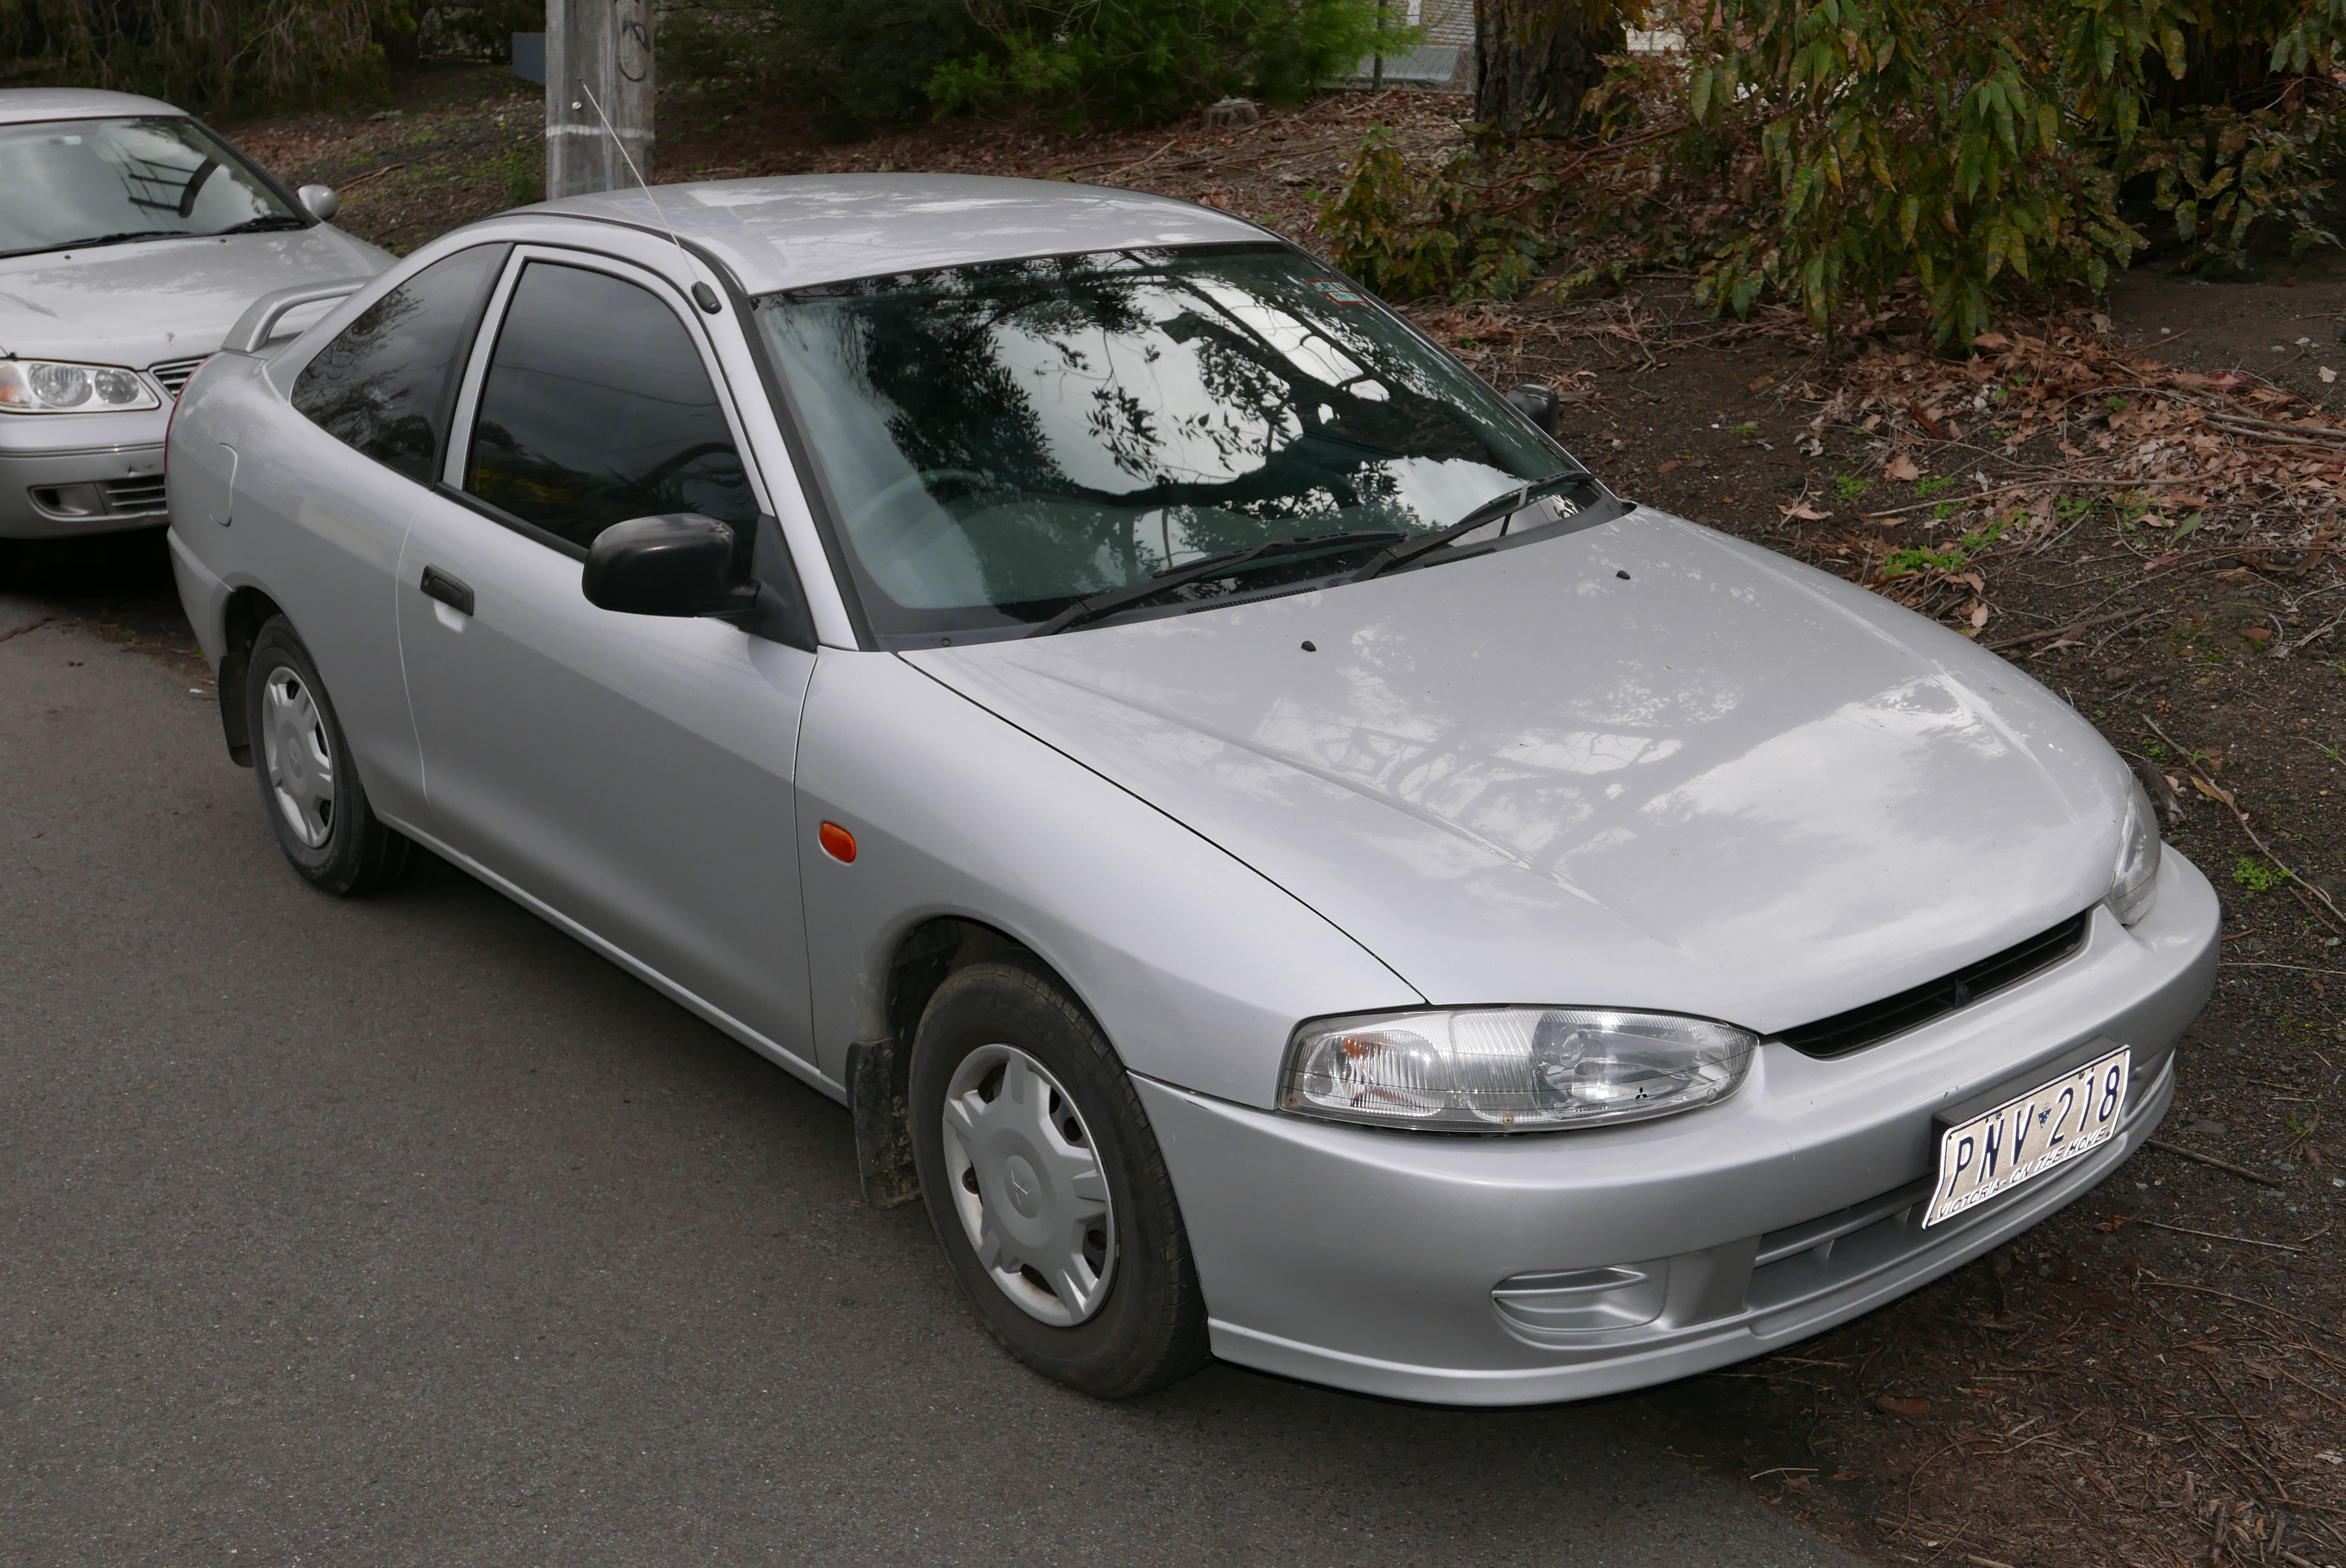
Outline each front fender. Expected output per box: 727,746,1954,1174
796,649,1423,1107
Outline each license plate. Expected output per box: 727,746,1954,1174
1924,1045,2131,1228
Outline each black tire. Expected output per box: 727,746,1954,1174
910,959,1210,1398
0,537,20,592
244,616,415,897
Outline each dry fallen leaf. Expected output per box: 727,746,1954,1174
1885,453,1922,483
2323,366,2338,384
1875,1395,1932,1417
1778,501,1831,523
1973,331,2012,350
2191,776,2236,808
1967,600,1991,628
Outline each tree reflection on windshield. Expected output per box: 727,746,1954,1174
759,244,1567,642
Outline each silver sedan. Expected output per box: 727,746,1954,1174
166,176,2217,1404
0,87,387,572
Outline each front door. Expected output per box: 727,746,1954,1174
395,249,819,1067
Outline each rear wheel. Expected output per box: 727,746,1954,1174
910,959,1210,1398
245,617,415,896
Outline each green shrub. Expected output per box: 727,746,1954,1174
1685,0,2346,344
666,0,992,138
0,0,398,110
1316,125,1560,299
930,0,1417,133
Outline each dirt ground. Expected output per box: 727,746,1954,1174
43,63,2325,1567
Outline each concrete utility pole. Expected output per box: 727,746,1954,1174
546,0,654,199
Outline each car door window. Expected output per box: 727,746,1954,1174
291,243,509,484
463,260,755,550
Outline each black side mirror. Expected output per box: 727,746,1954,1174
583,514,757,617
1505,382,1561,435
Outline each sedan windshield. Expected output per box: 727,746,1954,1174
0,116,301,258
757,244,1585,642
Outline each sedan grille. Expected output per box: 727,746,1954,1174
102,476,169,516
1773,909,2092,1059
147,356,208,399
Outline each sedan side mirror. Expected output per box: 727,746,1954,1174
296,184,339,222
583,514,758,618
1505,382,1561,435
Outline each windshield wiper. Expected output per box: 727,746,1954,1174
1349,472,1596,585
214,214,307,235
1027,530,1405,638
2,229,181,257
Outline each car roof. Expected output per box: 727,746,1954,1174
0,87,185,125
518,174,1279,295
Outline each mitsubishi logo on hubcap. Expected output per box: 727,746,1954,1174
1002,1155,1042,1218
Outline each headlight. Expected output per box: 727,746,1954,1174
1278,1007,1756,1133
2108,776,2161,927
0,359,161,413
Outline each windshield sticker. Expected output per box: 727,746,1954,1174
1310,279,1366,304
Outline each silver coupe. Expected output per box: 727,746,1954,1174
0,86,387,575
165,176,2218,1404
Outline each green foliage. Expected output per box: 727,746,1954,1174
2233,855,2291,892
1316,126,1559,299
1685,1,2346,343
1880,513,2015,579
1914,475,1959,499
0,0,398,109
667,0,992,137
411,0,541,62
1833,474,1870,502
931,0,1413,133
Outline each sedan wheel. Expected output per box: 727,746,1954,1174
244,616,416,897
260,666,335,848
940,1043,1116,1327
911,959,1209,1398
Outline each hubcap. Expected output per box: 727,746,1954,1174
260,667,335,849
941,1044,1115,1327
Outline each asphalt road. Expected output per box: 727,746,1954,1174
0,578,1867,1567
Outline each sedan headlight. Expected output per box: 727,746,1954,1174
0,359,161,413
1278,1007,1756,1133
2108,776,2162,927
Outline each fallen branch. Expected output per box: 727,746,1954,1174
2142,713,2346,935
1982,607,2136,651
2144,1136,2296,1189
2112,1214,2304,1252
2136,1274,2341,1340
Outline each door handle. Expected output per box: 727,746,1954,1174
419,564,475,617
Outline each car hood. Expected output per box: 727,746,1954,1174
0,226,389,367
904,511,2133,1035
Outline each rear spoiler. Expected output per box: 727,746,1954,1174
221,276,375,355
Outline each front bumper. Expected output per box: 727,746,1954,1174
1138,847,2218,1405
0,407,171,539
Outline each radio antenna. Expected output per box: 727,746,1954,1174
576,78,721,311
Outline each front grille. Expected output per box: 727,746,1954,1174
147,356,207,399
1773,909,2092,1059
102,476,168,516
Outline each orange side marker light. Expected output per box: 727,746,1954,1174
818,821,857,863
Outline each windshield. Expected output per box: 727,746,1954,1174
0,116,302,258
756,244,1584,642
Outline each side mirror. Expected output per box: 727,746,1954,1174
1505,382,1561,435
297,184,339,222
583,514,757,618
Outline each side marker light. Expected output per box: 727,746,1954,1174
818,821,857,863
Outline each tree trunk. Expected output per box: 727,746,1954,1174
1473,0,1624,138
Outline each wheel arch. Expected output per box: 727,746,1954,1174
850,915,1063,1210
214,585,287,766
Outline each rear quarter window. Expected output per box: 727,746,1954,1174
291,243,509,484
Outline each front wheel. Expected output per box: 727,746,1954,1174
909,959,1210,1398
245,616,415,897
